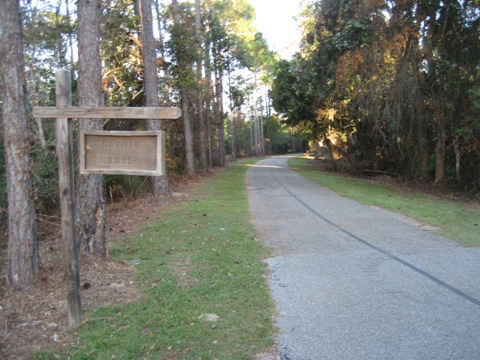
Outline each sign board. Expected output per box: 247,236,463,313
33,70,181,326
80,130,165,176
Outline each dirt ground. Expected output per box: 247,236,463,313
0,160,478,359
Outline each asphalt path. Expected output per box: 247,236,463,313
247,155,480,360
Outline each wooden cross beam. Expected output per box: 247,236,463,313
33,106,181,120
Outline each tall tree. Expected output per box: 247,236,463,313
195,0,209,170
0,0,38,288
227,67,237,161
137,0,170,195
204,31,214,168
100,0,143,107
153,0,171,106
245,32,275,157
171,0,195,174
208,6,228,166
77,0,107,257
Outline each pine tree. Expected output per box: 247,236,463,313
0,0,38,288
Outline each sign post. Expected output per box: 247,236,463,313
54,69,82,327
33,69,181,327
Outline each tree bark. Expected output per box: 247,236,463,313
214,66,226,166
137,0,170,196
417,114,429,181
172,0,195,174
153,0,171,106
433,108,446,186
230,109,237,160
0,0,38,288
453,137,461,183
181,89,195,174
204,37,213,168
227,68,237,161
77,0,107,257
252,77,260,157
195,0,208,170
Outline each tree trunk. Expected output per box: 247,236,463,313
253,93,260,156
215,67,226,166
417,116,429,181
259,113,265,156
172,0,195,174
65,0,75,68
0,0,38,289
55,1,66,68
195,0,208,170
230,109,237,160
453,137,461,183
182,89,195,173
252,72,261,157
137,0,170,196
77,0,107,257
433,108,446,186
204,37,213,168
227,68,237,161
423,7,445,187
153,0,171,106
250,99,254,154
26,32,47,148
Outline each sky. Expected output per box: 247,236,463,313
249,0,303,59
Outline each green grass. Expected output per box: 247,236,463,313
34,158,275,360
289,156,480,247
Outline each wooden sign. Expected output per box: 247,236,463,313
80,130,165,176
33,69,181,327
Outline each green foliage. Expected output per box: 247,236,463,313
22,3,76,69
263,115,293,154
242,32,276,72
168,21,199,89
271,0,480,190
103,175,151,201
11,0,292,225
100,1,144,106
32,148,59,214
225,113,294,156
271,59,317,127
460,69,480,188
206,0,257,70
234,118,255,157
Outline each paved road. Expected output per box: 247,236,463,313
247,155,480,360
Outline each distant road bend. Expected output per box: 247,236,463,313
247,155,480,360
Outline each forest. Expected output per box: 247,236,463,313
272,0,480,188
1,0,304,288
0,0,479,289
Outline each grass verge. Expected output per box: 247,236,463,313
289,156,480,247
36,158,275,359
